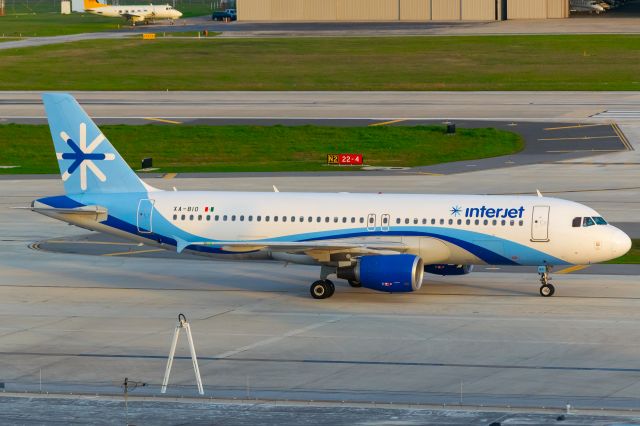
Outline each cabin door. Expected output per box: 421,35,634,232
137,199,155,234
531,205,550,242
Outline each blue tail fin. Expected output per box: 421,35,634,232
42,93,148,194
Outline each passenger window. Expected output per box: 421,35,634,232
593,217,607,225
190,215,194,221
501,220,505,226
510,220,514,226
256,215,261,222
583,217,595,227
383,217,388,224
206,215,210,221
422,219,427,225
431,219,436,225
519,220,524,226
351,217,356,223
215,215,219,221
282,216,287,222
448,219,453,225
396,218,401,224
231,215,236,221
173,214,177,220
405,218,410,224
274,216,279,222
308,216,313,222
291,216,295,222
466,219,471,225
325,217,330,223
439,219,444,225
475,219,480,225
342,217,347,223
414,218,418,224
248,216,253,221
240,215,244,221
483,220,488,225
265,216,270,222
457,219,462,225
492,220,497,226
334,217,339,223
572,217,582,227
316,217,321,222
299,216,304,222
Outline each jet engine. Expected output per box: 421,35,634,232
337,254,424,293
424,264,473,276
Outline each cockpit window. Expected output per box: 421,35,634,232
583,217,595,227
572,217,581,228
593,216,607,225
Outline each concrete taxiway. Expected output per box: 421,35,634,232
3,91,640,121
1,161,639,414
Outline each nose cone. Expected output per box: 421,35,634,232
176,11,183,18
611,227,632,258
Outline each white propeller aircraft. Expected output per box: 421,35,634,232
31,94,632,299
83,0,182,25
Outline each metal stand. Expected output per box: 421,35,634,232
161,313,204,395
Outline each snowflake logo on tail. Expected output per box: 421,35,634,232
56,122,115,191
450,205,462,217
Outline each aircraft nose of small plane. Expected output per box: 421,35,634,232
611,227,632,258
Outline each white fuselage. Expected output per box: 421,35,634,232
51,191,631,267
86,4,182,22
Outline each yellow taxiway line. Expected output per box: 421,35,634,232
538,136,619,141
163,173,178,179
543,124,609,131
369,119,407,127
104,248,166,257
143,117,182,124
556,265,590,274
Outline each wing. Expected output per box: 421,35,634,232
173,236,408,262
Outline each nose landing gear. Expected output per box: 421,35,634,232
538,265,555,297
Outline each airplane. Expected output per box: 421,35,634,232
570,0,606,13
30,93,632,299
83,0,183,25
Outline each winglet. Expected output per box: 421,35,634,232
536,189,543,198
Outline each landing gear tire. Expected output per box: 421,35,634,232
539,283,555,297
348,280,361,288
310,279,334,299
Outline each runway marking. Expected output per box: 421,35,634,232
369,119,407,127
556,265,590,274
163,173,177,179
213,315,348,359
543,124,610,131
611,123,634,151
103,248,166,257
143,117,182,124
538,136,620,141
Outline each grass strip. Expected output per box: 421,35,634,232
0,124,523,174
1,35,639,90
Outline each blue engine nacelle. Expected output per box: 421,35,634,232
337,254,424,293
424,264,473,276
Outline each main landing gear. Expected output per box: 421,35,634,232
538,265,555,297
310,279,335,299
310,265,337,299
